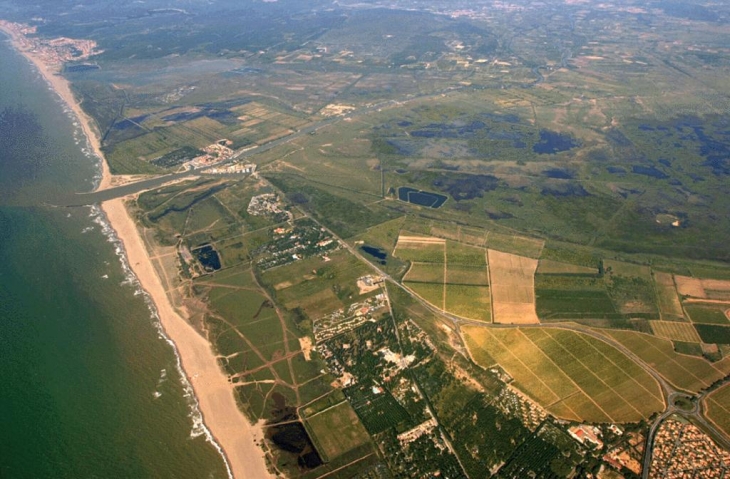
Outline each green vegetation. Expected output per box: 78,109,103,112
305,401,371,461
695,324,730,345
686,305,730,325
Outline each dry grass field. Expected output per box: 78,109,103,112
602,330,726,393
486,232,544,259
675,275,707,298
654,272,685,320
305,401,371,461
649,321,701,343
488,250,539,324
463,326,664,423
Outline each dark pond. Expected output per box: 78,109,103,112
361,245,387,264
398,186,447,208
194,244,221,271
532,130,580,154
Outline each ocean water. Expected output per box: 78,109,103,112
0,38,229,478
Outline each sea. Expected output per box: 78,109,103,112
0,37,229,478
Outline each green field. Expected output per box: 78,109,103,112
695,324,730,345
394,241,445,263
305,401,371,462
536,259,598,276
446,240,487,266
685,305,730,325
445,285,491,322
406,281,444,310
405,262,445,284
446,264,490,286
464,326,664,422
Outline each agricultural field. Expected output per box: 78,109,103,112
695,324,730,345
536,259,598,276
603,260,659,318
445,285,491,322
488,250,539,324
705,384,730,439
486,232,544,259
602,330,726,393
653,272,685,321
686,304,730,325
463,326,664,423
649,321,701,343
535,274,617,320
305,401,372,462
393,235,445,263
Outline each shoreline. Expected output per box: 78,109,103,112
0,22,271,479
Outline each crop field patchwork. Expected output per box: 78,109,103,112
675,275,707,298
463,326,664,423
602,330,725,393
446,241,487,266
488,250,539,324
649,321,701,343
653,272,685,320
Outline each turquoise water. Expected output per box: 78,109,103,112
0,38,228,478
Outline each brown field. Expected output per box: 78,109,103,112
654,272,685,320
705,384,730,440
702,279,730,300
675,275,707,298
649,321,701,343
463,326,664,423
487,232,544,258
602,330,725,393
488,249,539,324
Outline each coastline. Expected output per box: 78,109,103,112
0,22,271,479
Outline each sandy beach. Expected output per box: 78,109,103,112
1,22,271,479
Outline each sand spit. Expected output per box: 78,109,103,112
1,21,272,479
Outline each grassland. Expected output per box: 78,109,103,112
601,330,726,393
261,249,371,322
463,326,664,423
305,401,371,462
705,384,730,440
488,250,539,324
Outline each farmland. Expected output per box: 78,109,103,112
705,384,730,439
398,234,491,322
649,321,701,343
489,250,539,324
463,326,664,423
654,272,685,321
602,330,726,393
